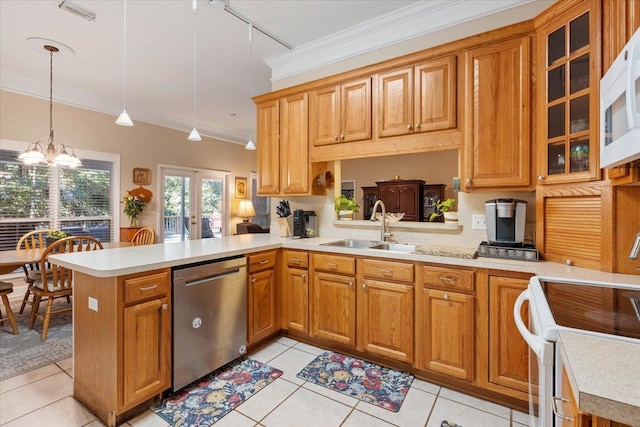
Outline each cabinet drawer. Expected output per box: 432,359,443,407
313,253,355,275
362,259,414,283
124,272,170,304
422,266,474,292
285,250,309,268
248,250,277,273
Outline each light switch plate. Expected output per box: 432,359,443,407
472,214,487,230
88,296,98,312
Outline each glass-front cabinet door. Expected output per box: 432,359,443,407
537,2,600,184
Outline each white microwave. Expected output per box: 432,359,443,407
600,27,640,168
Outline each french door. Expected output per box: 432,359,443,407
159,167,228,242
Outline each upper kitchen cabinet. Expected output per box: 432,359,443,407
535,0,601,185
256,94,327,196
310,77,371,146
463,36,532,190
602,0,640,72
377,56,457,138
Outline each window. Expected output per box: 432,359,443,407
250,172,270,229
0,140,119,250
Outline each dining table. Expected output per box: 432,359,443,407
0,241,132,275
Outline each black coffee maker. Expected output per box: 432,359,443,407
292,209,317,238
485,199,527,247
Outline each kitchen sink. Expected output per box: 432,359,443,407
369,243,417,253
320,239,379,249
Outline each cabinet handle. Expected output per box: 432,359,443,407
551,397,573,422
380,269,393,276
439,276,455,282
251,278,256,284
327,263,338,269
139,285,158,291
538,175,545,182
465,178,472,184
291,258,300,264
259,260,269,264
444,294,450,301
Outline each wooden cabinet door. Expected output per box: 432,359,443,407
310,85,340,146
377,183,397,213
341,77,372,142
280,93,309,194
378,67,413,137
418,288,474,381
397,183,421,221
415,56,456,132
358,279,413,363
488,276,530,394
256,99,280,195
311,271,356,346
285,267,308,334
248,268,277,344
123,296,170,407
463,36,531,189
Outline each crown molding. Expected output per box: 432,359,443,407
266,0,536,82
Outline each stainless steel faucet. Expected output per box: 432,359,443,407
370,200,392,242
630,232,640,260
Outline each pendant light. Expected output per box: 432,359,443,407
245,24,256,150
18,43,82,168
116,0,133,126
188,0,202,141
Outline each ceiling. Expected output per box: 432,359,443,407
0,0,546,146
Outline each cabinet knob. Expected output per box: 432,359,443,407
162,304,168,310
333,134,338,141
465,178,472,184
415,123,421,129
538,175,545,182
407,125,412,130
362,283,366,289
348,281,353,287
301,274,306,280
565,259,573,266
251,278,256,284
340,134,345,140
444,294,450,301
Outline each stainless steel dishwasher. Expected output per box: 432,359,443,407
172,255,247,391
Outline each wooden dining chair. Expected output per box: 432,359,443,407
131,227,156,245
29,236,103,341
16,229,53,314
0,281,19,335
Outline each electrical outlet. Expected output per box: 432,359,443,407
88,296,98,312
472,214,487,230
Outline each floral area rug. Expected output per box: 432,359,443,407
153,358,282,427
296,351,414,412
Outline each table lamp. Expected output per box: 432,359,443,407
237,200,256,222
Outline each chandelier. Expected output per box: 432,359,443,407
18,44,82,168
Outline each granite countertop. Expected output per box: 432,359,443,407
559,331,640,425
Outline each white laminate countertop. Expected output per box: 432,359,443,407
559,331,640,425
50,235,640,286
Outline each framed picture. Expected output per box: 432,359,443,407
235,177,247,199
133,168,151,185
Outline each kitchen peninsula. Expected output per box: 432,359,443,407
51,235,640,426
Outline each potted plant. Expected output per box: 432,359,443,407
46,230,70,246
334,195,360,220
429,198,458,223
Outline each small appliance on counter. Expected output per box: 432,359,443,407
485,198,527,246
292,209,317,238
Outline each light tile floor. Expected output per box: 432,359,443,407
0,336,530,427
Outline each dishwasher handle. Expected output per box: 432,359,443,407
184,268,242,287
